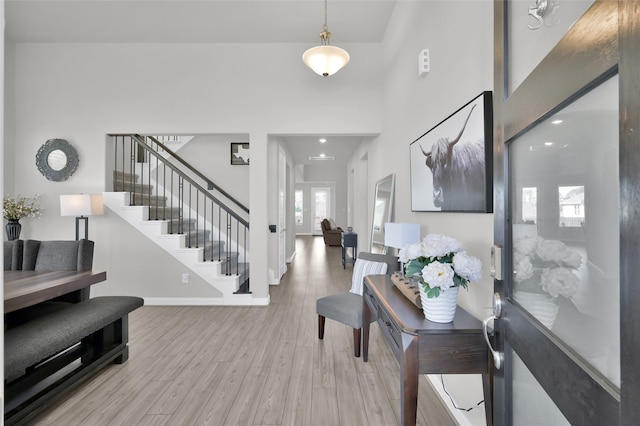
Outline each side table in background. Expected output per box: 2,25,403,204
341,232,358,268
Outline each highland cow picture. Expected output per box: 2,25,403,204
410,91,493,213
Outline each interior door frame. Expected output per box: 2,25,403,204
492,0,640,424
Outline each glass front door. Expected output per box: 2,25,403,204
312,187,331,235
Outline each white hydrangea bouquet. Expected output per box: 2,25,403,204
513,236,582,299
399,234,482,299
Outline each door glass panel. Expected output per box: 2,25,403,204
512,350,570,425
509,75,619,386
312,187,330,234
507,0,594,95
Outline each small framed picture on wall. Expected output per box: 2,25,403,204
230,143,250,165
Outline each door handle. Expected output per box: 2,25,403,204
483,292,504,370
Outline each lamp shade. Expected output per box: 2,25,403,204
384,223,421,249
60,194,104,217
302,45,350,77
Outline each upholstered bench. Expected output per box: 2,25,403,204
4,296,144,425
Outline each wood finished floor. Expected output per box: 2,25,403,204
31,236,457,426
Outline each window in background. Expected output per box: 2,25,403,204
558,186,585,228
295,190,303,224
522,187,537,224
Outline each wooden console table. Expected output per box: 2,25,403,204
363,274,492,426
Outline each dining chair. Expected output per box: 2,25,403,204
3,239,24,271
316,251,399,357
22,239,95,303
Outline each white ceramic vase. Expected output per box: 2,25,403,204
419,285,459,323
513,291,560,329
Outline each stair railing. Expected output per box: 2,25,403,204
111,134,250,293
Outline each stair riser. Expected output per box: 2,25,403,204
146,208,182,220
130,195,167,207
113,171,138,182
113,183,154,193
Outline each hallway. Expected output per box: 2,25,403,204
31,236,457,425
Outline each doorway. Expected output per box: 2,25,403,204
311,187,331,235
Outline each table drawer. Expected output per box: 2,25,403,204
364,288,379,318
341,233,357,247
377,305,402,358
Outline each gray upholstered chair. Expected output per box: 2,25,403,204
316,252,399,357
3,239,24,271
22,239,95,303
5,239,96,328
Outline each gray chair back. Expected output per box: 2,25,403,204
22,239,95,302
4,240,24,271
23,239,94,272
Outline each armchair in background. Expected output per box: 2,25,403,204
321,218,343,246
316,252,398,357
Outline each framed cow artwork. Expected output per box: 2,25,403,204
410,91,493,213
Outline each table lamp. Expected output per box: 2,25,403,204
60,194,104,240
384,222,421,277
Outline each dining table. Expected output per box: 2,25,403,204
4,270,107,313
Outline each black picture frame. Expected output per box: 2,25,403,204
409,91,493,213
230,142,250,165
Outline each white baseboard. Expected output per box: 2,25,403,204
143,296,270,306
287,250,296,263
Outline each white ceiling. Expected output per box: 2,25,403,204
279,135,370,166
5,0,396,44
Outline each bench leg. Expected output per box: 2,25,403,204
318,315,326,339
115,346,129,364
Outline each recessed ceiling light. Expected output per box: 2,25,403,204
544,141,554,146
320,153,326,157
319,138,327,143
552,120,563,125
309,155,334,161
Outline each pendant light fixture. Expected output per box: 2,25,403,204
302,0,350,77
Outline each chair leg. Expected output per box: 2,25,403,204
318,315,325,339
353,328,361,357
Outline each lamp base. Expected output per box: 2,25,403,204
76,216,89,240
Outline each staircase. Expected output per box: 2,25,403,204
105,135,251,304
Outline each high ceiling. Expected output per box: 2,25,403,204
5,1,396,44
5,1,391,166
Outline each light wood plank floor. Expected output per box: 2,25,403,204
31,236,458,426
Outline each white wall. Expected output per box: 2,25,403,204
379,0,494,319
5,42,383,301
174,134,250,208
348,2,494,425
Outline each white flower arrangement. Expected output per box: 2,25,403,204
3,195,42,220
399,234,482,298
513,236,582,299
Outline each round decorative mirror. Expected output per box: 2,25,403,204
36,138,79,181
